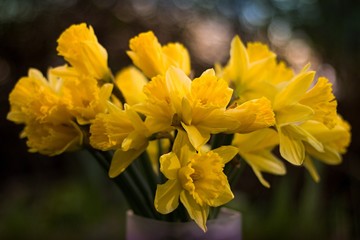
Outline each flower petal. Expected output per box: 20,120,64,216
211,146,239,164
274,71,315,110
303,155,320,182
275,103,314,126
181,123,210,150
108,146,147,178
154,180,181,214
159,152,181,180
180,191,209,232
278,126,305,165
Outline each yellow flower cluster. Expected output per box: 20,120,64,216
7,23,351,231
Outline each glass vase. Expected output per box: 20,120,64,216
126,207,242,240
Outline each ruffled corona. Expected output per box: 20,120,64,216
50,66,113,125
127,31,191,78
20,119,83,156
7,69,70,125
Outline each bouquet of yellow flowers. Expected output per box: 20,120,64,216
7,23,351,233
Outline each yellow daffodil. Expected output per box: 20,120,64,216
301,116,351,182
7,69,70,125
20,119,83,156
57,23,111,80
232,128,285,188
90,103,151,177
135,66,274,150
273,69,338,166
218,35,282,102
7,68,85,156
127,31,190,78
114,66,148,106
50,66,113,125
154,131,238,231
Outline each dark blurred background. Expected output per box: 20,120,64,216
0,0,359,239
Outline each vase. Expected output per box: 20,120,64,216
125,207,242,240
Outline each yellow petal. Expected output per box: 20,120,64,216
243,151,286,188
162,43,191,76
121,131,148,151
232,128,278,152
181,97,192,125
172,130,196,166
181,123,210,150
274,71,315,110
247,42,276,63
115,66,148,105
278,126,305,165
166,67,191,113
180,191,209,232
109,147,147,178
154,180,181,214
306,144,341,165
275,103,314,125
159,152,181,179
223,35,249,83
211,146,239,164
303,155,320,182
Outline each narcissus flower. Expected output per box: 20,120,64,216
90,103,151,177
57,23,111,80
217,35,282,102
7,69,83,155
273,69,337,165
154,131,238,232
127,31,191,78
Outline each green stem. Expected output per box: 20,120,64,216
211,133,234,149
105,72,126,104
88,148,155,218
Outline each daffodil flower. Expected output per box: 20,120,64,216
7,69,83,155
154,131,238,232
273,70,337,165
217,35,285,102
